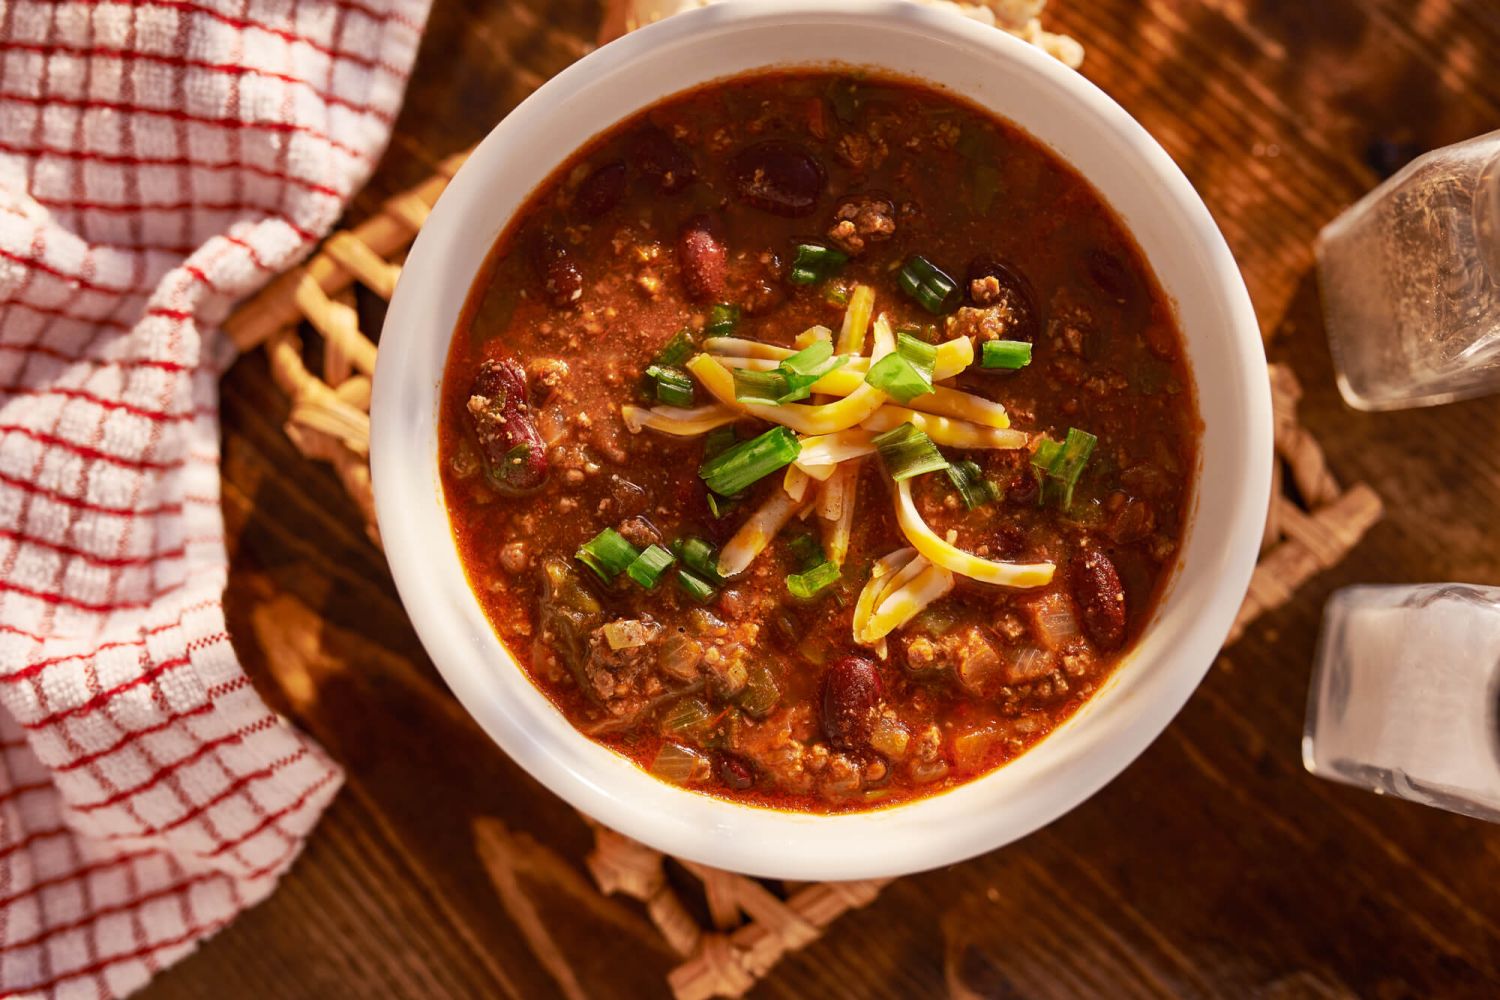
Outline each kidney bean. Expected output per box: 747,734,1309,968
530,233,583,308
677,213,727,302
467,359,549,495
713,751,756,791
965,254,1039,342
631,126,697,193
821,655,883,751
730,140,826,217
1071,547,1126,650
575,160,628,217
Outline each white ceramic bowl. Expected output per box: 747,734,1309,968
371,0,1272,880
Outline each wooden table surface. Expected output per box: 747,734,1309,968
145,1,1500,997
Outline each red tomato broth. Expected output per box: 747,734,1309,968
439,70,1201,813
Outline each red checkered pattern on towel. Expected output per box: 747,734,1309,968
0,0,430,994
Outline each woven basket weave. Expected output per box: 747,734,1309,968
222,143,1381,999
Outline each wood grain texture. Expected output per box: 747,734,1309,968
143,1,1500,997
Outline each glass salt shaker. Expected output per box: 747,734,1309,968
1316,130,1500,411
1304,584,1500,822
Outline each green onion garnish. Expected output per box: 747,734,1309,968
789,243,849,286
731,343,848,405
1031,427,1097,508
777,341,847,402
699,425,801,496
787,532,823,567
676,567,718,603
872,422,948,482
706,303,740,336
651,328,696,367
945,459,1001,510
706,492,739,519
704,425,738,459
897,254,960,315
865,332,937,404
625,543,676,589
731,367,789,405
671,536,724,585
576,527,639,582
645,364,695,407
825,281,852,307
787,559,840,599
981,339,1032,370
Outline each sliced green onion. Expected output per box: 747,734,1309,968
625,544,676,589
676,567,718,603
825,281,852,307
789,243,849,286
699,425,801,496
706,492,739,519
659,697,713,735
865,331,938,404
776,341,847,402
895,323,938,344
704,426,738,459
781,340,834,375
737,664,781,718
732,367,789,405
896,332,937,373
873,422,948,481
898,254,960,315
981,339,1032,370
1052,427,1097,507
671,536,724,584
651,328,696,367
706,303,740,336
649,743,710,783
645,364,695,407
866,355,927,404
575,527,639,582
787,559,840,599
787,532,823,568
1031,427,1097,508
945,459,1001,510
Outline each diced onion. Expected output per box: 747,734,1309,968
717,487,807,578
649,743,710,784
621,403,739,436
602,619,661,650
1008,645,1054,682
892,478,1054,588
1032,592,1081,649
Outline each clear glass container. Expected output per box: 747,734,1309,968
1316,130,1500,411
1304,584,1500,822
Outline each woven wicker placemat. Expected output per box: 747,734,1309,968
223,6,1382,987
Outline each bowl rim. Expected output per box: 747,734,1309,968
371,0,1272,880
